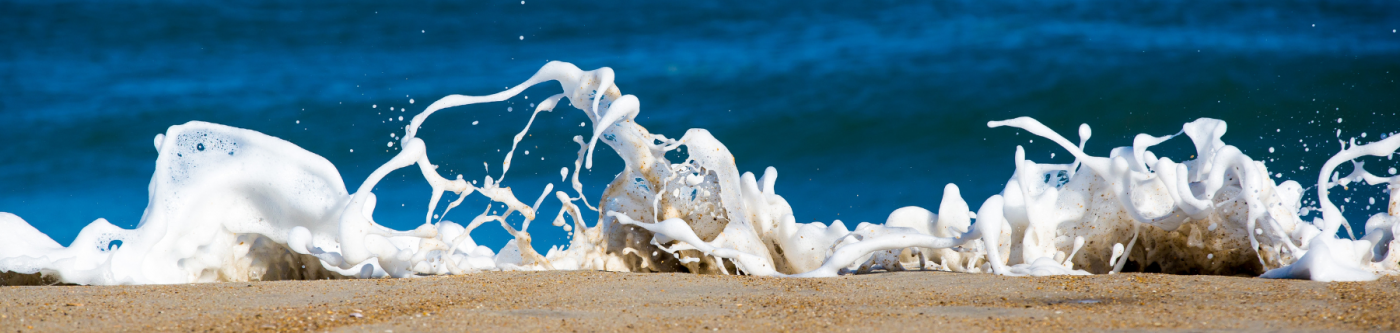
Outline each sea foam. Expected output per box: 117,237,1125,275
1,61,1396,284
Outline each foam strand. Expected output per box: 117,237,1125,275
976,195,1011,275
1111,223,1139,274
1316,135,1400,236
404,62,586,143
500,94,567,182
585,95,638,170
568,136,599,211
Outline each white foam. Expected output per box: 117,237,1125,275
1,122,373,284
2,61,1396,285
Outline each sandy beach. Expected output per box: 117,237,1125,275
1,271,1396,332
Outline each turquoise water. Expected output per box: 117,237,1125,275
2,0,1398,252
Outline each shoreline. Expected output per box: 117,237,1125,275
1,271,1396,332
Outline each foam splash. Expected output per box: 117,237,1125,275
1,61,1396,284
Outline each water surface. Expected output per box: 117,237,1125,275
2,0,1397,251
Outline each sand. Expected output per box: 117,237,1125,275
1,271,1396,332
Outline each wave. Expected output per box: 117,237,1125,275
1,61,1396,285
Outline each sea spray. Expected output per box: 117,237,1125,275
0,61,1396,284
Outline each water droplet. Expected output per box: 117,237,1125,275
196,143,205,151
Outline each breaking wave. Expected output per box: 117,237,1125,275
2,62,1397,285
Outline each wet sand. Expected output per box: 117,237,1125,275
1,271,1396,332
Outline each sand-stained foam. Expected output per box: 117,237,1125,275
1,61,1396,284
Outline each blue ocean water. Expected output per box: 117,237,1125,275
2,0,1398,253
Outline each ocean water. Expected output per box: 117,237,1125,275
2,0,1398,255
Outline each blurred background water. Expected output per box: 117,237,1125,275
2,0,1398,253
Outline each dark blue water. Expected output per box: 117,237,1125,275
3,0,1398,252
